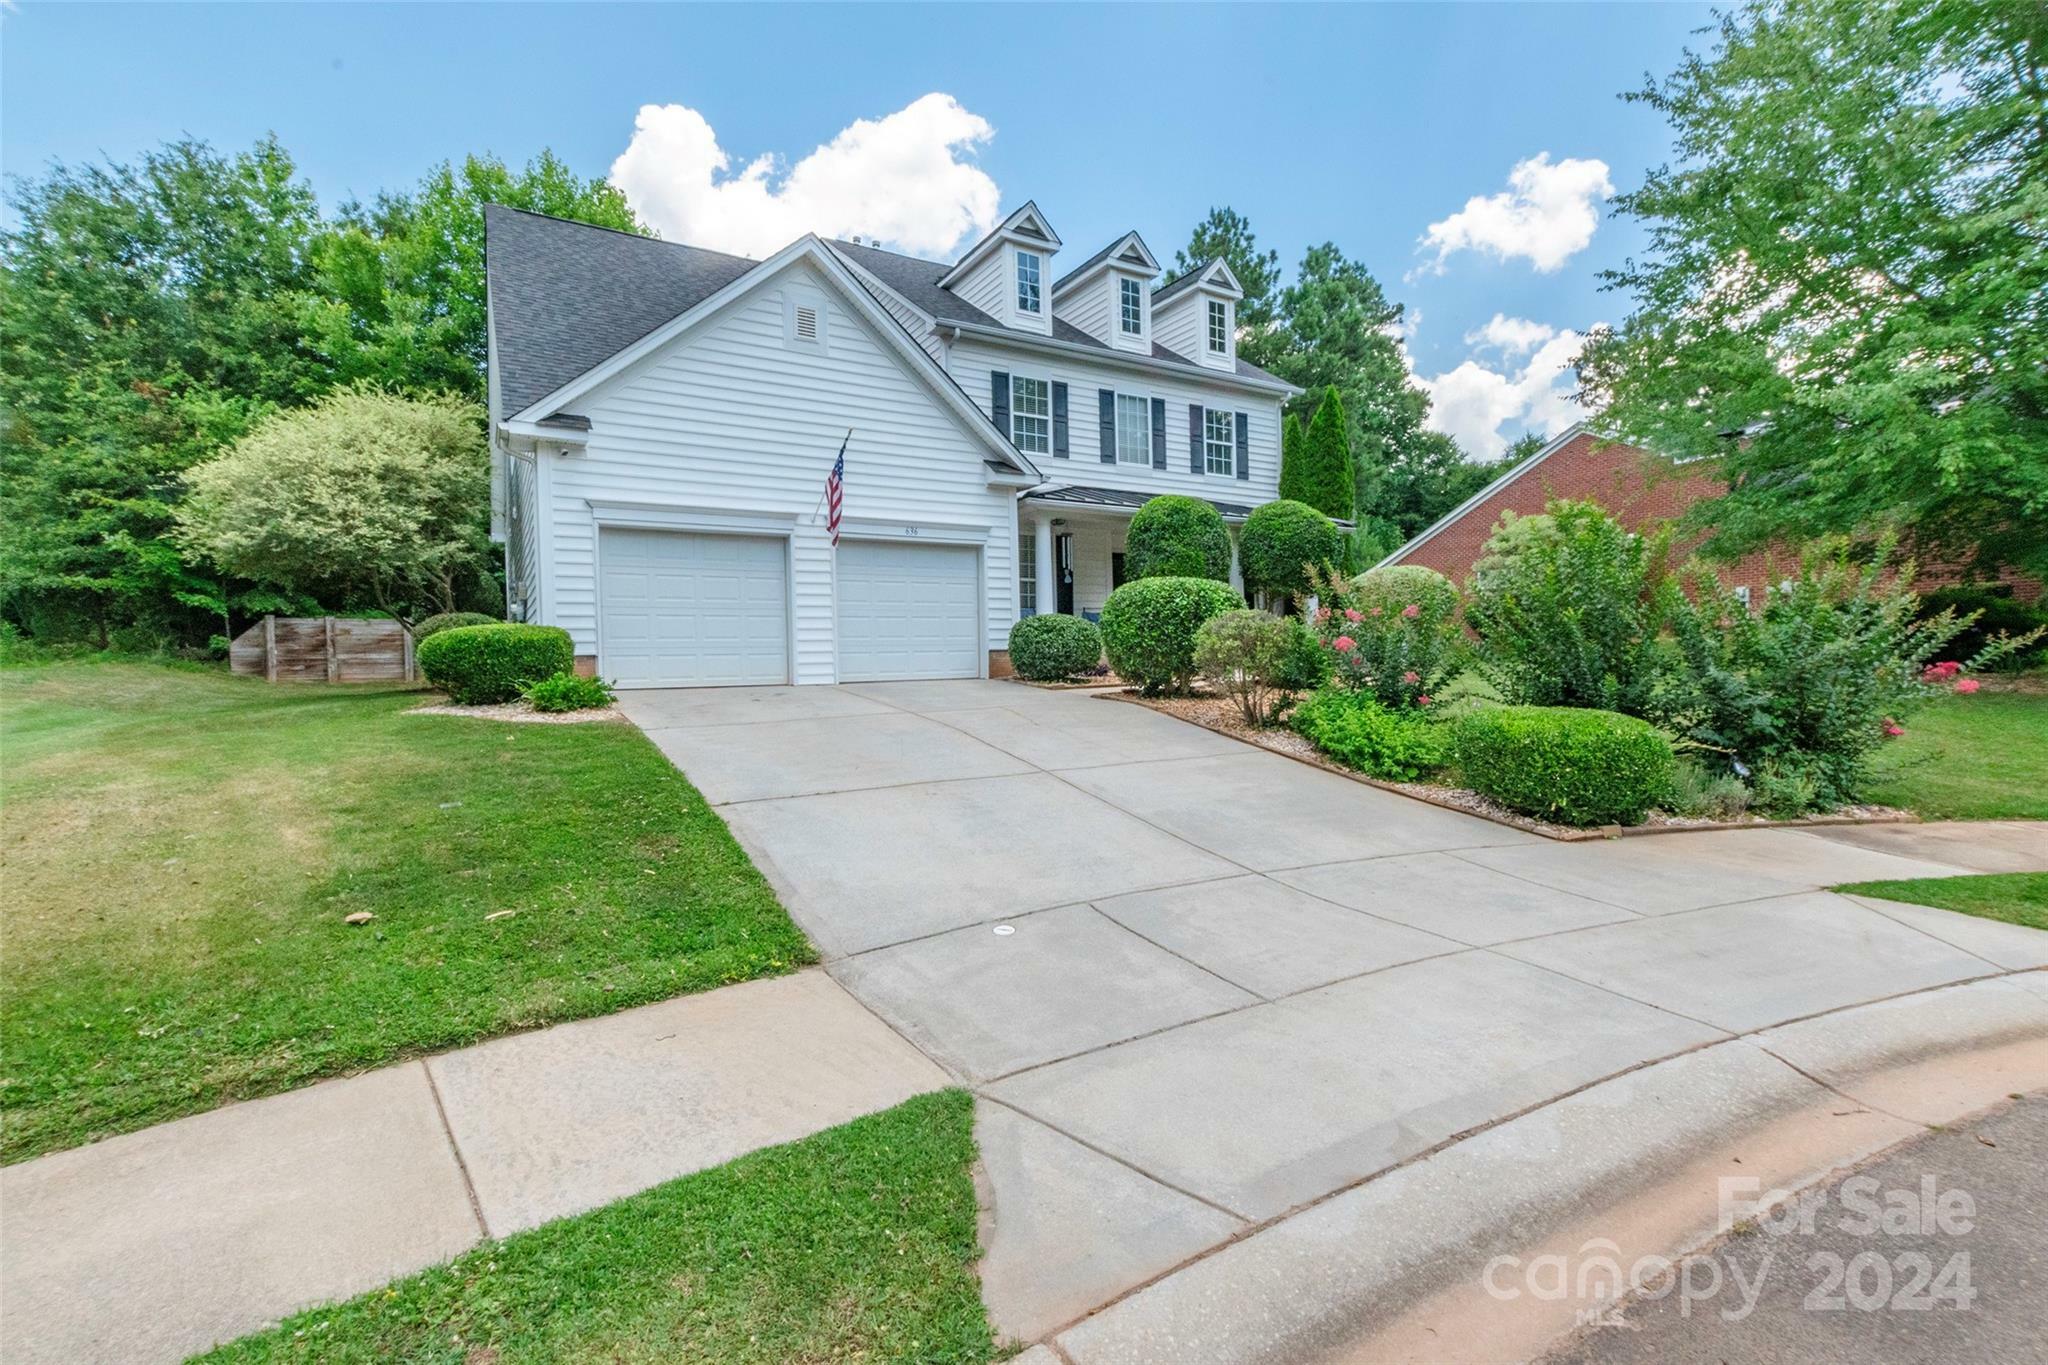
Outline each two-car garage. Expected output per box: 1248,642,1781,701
595,527,982,688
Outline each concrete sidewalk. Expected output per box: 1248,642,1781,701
0,970,945,1365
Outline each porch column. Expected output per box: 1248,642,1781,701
1034,514,1057,615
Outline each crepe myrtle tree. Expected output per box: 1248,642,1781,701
177,386,489,623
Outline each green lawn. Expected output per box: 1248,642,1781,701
1862,688,2048,820
0,661,812,1164
1836,872,2048,932
198,1089,994,1365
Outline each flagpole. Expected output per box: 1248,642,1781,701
810,428,854,523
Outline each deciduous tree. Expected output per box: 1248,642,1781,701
1580,0,2048,576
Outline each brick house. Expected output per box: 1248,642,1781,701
1380,426,1778,606
1379,424,2039,608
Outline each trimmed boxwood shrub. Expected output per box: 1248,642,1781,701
417,624,574,705
1125,495,1232,582
1453,705,1675,827
412,611,497,641
1008,613,1102,681
1240,499,1341,602
1099,576,1243,695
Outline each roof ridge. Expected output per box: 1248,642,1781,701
484,202,761,265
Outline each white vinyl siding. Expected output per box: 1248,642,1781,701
1011,375,1051,455
1114,393,1151,465
947,335,1282,505
1205,408,1236,476
536,259,1012,682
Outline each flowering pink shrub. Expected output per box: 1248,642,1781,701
1954,677,1981,694
1305,563,1461,709
1921,660,1961,682
1881,719,1906,738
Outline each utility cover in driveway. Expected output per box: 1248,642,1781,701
598,528,787,688
835,540,980,681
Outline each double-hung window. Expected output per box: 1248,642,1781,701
1114,393,1151,465
1204,408,1236,475
1119,278,1143,335
1016,251,1041,314
1011,376,1050,454
1207,300,1228,353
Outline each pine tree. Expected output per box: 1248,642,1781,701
1282,387,1355,522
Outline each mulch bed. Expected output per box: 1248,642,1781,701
1104,688,1914,843
406,699,625,725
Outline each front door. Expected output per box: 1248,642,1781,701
1056,533,1075,615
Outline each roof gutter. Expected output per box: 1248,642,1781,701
935,321,1301,398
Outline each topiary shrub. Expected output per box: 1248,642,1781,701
522,672,617,712
1193,609,1294,724
1291,687,1451,781
1125,495,1232,582
1008,613,1103,682
417,624,574,705
412,611,498,641
1240,499,1340,604
1099,576,1244,695
1453,705,1675,827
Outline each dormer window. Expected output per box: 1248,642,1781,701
1016,250,1042,314
1207,300,1228,354
1120,278,1143,335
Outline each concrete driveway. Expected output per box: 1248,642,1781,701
620,681,2048,1351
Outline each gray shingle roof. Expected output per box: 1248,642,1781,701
486,205,760,420
828,238,998,327
827,239,1287,387
1023,484,1257,520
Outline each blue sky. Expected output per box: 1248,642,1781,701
2,1,1715,455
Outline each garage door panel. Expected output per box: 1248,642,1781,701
599,529,787,688
837,541,980,682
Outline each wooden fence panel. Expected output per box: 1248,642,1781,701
228,617,417,683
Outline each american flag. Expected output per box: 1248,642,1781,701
824,432,848,546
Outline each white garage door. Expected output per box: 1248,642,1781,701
598,529,787,688
836,540,981,682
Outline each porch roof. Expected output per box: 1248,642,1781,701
1021,483,1256,522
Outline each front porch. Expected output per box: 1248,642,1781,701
1016,485,1251,624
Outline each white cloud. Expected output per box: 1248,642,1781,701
609,93,1001,258
1415,328,1591,457
1462,313,1557,356
1414,153,1614,277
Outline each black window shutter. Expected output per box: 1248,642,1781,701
991,372,1010,438
1150,397,1167,469
1235,411,1251,480
1051,382,1069,458
1189,404,1204,474
1098,389,1116,463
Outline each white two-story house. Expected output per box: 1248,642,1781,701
487,200,1297,687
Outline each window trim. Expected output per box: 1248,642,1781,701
1207,299,1228,354
1016,250,1042,315
1113,392,1152,466
1018,533,1038,612
1010,374,1051,454
1118,277,1143,335
1203,407,1235,476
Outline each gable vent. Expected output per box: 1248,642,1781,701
794,304,819,341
